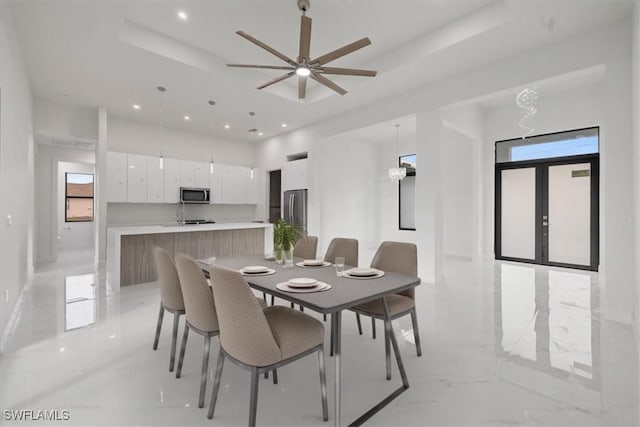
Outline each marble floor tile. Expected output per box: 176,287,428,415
0,253,637,426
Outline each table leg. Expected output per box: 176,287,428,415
333,311,342,427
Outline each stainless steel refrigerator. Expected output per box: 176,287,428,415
283,189,307,231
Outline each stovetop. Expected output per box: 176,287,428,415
182,219,216,225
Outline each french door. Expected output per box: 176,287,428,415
495,155,599,271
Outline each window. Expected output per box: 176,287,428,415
496,127,599,164
65,173,94,222
399,154,416,230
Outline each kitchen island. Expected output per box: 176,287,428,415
107,222,273,287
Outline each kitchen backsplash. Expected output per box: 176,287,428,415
107,203,258,226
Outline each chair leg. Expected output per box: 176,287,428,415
262,292,267,303
270,295,274,306
169,311,180,372
249,367,260,427
290,302,294,309
356,313,362,335
272,369,278,385
207,347,225,420
318,346,328,421
372,317,376,339
176,323,189,378
410,308,422,357
299,305,304,312
384,321,391,380
199,336,211,408
323,314,327,322
153,304,164,350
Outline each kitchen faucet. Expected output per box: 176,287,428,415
176,200,186,226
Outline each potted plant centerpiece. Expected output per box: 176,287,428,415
273,219,302,266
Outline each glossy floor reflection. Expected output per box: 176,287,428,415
1,255,637,426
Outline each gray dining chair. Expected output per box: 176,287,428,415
152,246,185,373
174,253,220,408
323,237,361,350
293,234,318,259
207,265,328,427
350,241,422,380
174,254,272,408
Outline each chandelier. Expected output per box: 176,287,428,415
516,87,538,139
388,124,406,182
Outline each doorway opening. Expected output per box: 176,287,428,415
268,170,282,223
494,127,599,271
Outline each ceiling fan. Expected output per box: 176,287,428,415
228,0,377,99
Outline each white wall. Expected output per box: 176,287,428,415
107,117,253,164
0,4,34,344
442,127,474,258
57,161,95,251
311,137,381,266
34,98,98,142
35,144,94,263
631,0,640,346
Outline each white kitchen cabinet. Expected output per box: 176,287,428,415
194,162,210,188
221,165,246,204
209,163,223,204
163,158,181,203
147,156,164,203
127,154,148,202
106,152,127,202
180,160,196,188
282,158,308,191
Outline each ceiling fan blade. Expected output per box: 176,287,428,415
318,66,377,77
298,76,308,99
257,71,295,90
310,72,347,96
227,64,295,71
236,31,297,67
311,37,371,66
299,15,312,62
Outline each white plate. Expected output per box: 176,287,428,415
303,259,325,266
296,261,332,268
243,265,269,274
347,267,380,277
276,282,332,293
240,268,276,276
288,277,318,288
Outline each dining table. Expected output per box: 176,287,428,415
199,255,421,427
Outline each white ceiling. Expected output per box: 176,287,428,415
7,0,634,143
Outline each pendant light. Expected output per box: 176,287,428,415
388,124,406,182
208,100,216,174
158,86,166,169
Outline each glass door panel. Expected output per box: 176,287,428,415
547,163,591,266
500,167,536,260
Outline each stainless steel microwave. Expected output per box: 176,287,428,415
180,187,210,204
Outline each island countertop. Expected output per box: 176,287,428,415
107,221,272,236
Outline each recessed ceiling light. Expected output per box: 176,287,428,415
177,11,188,21
132,104,141,110
224,124,230,129
184,115,191,121
258,132,264,136
281,123,287,128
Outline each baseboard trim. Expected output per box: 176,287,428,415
0,283,29,354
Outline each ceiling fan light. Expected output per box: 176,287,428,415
296,66,311,77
